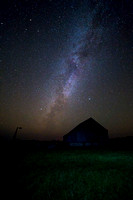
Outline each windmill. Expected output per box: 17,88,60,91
13,127,22,141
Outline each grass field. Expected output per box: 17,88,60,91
5,148,133,200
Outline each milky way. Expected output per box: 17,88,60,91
43,0,117,130
1,0,133,140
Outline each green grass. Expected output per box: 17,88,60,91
15,150,133,200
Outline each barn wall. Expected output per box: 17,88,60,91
77,131,86,142
63,120,109,146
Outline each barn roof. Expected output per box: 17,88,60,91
64,117,108,137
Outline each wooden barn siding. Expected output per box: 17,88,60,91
64,131,108,144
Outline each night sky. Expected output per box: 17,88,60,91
0,0,133,140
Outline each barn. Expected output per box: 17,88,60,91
63,118,108,146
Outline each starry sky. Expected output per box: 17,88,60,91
0,0,133,140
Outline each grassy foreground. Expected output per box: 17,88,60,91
10,149,133,200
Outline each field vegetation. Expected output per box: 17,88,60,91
7,148,133,200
